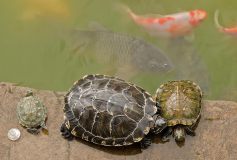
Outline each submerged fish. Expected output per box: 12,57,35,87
123,5,207,38
67,26,173,77
166,38,209,92
214,10,237,36
20,0,70,21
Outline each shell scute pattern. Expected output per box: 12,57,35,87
82,131,94,142
107,94,129,115
63,74,157,146
107,79,128,92
92,111,112,138
145,97,158,115
78,106,97,132
92,90,112,112
133,128,144,142
124,102,144,122
17,91,47,133
71,125,85,137
125,86,145,107
156,80,202,126
92,78,110,90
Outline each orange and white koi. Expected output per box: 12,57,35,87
214,10,237,36
123,6,207,38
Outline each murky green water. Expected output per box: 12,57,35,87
0,0,237,101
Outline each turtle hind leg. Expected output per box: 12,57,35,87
184,119,199,136
185,117,200,136
27,128,40,134
161,127,172,142
60,123,74,140
140,136,152,149
185,126,196,136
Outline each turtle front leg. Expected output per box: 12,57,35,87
60,123,74,140
27,128,40,134
140,136,152,149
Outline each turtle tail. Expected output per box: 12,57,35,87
41,122,49,135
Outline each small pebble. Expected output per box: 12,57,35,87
8,128,21,141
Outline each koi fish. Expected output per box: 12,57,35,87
214,10,237,36
21,0,70,21
123,6,207,38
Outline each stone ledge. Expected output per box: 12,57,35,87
0,82,237,160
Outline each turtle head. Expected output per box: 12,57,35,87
173,125,186,142
153,115,167,134
26,90,33,97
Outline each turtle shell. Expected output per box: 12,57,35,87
17,92,47,129
64,74,157,146
155,80,202,126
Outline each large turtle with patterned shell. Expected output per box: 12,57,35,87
155,80,202,142
60,74,166,148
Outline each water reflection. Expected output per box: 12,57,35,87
165,38,209,93
0,0,237,101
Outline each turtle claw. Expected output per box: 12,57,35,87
140,137,152,149
160,127,172,142
154,125,166,134
60,123,74,140
27,128,40,134
185,126,196,136
161,136,170,142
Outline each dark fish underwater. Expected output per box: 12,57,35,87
66,26,173,77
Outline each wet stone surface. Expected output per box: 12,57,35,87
0,82,237,160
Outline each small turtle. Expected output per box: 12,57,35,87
60,74,165,148
155,80,202,142
17,90,48,134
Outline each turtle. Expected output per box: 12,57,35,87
155,80,202,142
17,90,48,134
60,74,166,148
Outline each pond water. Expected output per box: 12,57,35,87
0,0,237,101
